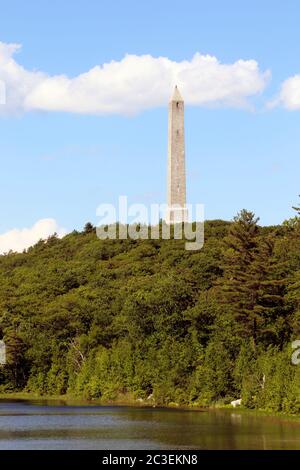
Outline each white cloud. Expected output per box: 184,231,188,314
0,42,270,115
0,218,67,255
270,75,300,110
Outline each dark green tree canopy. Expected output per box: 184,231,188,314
0,209,300,413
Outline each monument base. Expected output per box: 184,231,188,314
165,206,189,225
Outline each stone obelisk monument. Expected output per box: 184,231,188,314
166,86,188,224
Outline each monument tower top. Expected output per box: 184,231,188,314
171,85,184,102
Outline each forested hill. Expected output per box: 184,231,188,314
1,211,300,413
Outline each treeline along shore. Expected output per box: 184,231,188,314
1,203,300,414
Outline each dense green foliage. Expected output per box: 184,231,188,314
1,210,300,413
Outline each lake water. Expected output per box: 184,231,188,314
0,400,300,449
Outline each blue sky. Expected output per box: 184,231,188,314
0,0,300,250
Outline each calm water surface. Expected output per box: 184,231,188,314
0,400,300,449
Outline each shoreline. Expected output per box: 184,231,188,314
1,392,300,422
